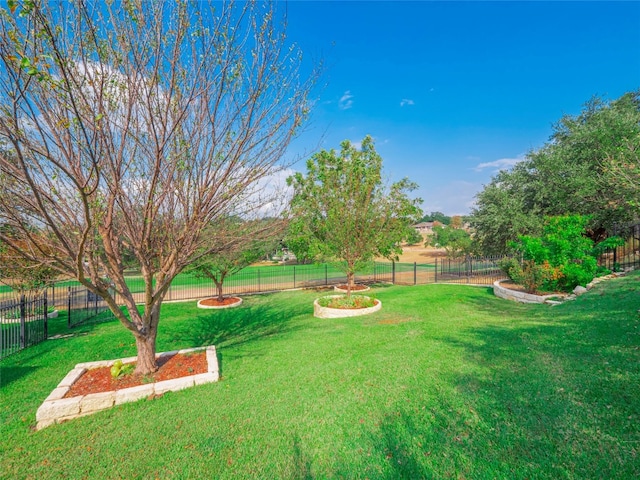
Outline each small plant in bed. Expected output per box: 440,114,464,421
317,294,377,309
110,360,135,379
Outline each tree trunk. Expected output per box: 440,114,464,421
346,271,355,297
214,278,224,302
134,333,158,375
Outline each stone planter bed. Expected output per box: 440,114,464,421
197,297,242,309
36,345,219,430
493,280,564,304
314,295,382,319
494,270,630,305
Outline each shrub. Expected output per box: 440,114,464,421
500,258,562,294
498,257,520,278
507,215,614,292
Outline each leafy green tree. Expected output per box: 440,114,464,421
472,91,640,255
420,211,451,225
600,92,640,214
287,136,423,296
404,228,424,246
426,225,474,258
471,167,544,255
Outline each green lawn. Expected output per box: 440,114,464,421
1,274,639,478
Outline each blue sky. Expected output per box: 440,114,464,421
281,1,640,216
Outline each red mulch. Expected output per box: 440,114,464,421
335,284,369,291
199,297,241,306
64,351,208,398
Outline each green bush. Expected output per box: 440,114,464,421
507,215,616,292
498,257,521,279
500,258,560,294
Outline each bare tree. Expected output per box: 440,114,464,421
0,1,315,373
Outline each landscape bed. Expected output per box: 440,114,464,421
1,275,639,478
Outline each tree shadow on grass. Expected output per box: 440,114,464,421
291,434,314,480
0,365,38,389
168,298,311,358
0,332,72,387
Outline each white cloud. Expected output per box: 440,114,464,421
339,90,354,110
400,99,415,107
473,155,525,173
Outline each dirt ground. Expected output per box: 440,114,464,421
254,244,446,267
393,245,447,264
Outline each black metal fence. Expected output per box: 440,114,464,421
148,262,396,304
67,286,115,328
0,292,49,360
388,256,506,286
599,222,640,271
130,258,504,303
0,285,116,359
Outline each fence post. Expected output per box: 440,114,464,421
258,268,261,292
392,261,396,284
434,258,438,283
67,286,72,329
293,266,296,288
19,295,26,349
414,262,417,285
44,290,48,339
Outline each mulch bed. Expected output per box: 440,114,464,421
63,351,208,398
335,284,369,291
199,297,241,307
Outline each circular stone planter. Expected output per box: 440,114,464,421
333,284,370,294
47,309,59,319
314,294,382,318
197,297,243,309
493,280,565,304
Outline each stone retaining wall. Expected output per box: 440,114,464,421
36,345,219,430
493,280,563,304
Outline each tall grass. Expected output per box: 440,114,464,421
1,274,638,479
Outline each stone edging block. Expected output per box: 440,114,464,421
313,295,382,318
493,280,563,304
36,345,219,430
